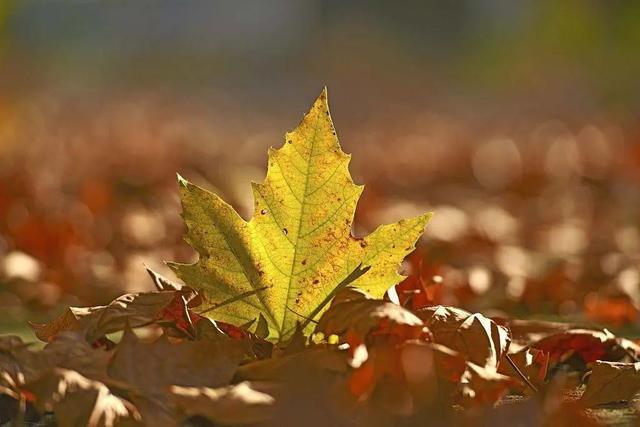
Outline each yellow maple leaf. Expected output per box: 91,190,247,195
168,88,431,341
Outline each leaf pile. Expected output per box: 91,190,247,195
2,90,640,426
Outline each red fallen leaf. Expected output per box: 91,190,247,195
394,251,443,310
530,329,632,365
155,293,203,339
216,321,253,340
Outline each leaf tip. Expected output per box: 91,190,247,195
176,173,189,187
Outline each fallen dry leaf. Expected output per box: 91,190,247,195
0,333,113,394
30,306,105,342
106,327,248,426
30,290,198,343
171,381,276,425
108,327,247,391
315,287,429,368
419,305,510,370
580,361,640,407
23,368,141,427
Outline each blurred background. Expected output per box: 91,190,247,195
1,1,640,337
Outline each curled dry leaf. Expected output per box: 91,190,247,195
418,305,510,370
30,290,198,343
171,381,276,426
315,287,428,368
30,306,105,342
580,361,640,407
23,368,141,427
146,266,201,307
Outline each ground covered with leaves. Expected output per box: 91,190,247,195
1,91,640,426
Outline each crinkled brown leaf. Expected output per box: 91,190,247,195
0,333,113,396
315,288,428,369
418,305,510,370
30,306,105,342
146,266,202,307
23,368,141,427
580,361,640,407
108,327,247,391
31,291,198,343
171,381,276,425
107,327,249,426
316,288,426,341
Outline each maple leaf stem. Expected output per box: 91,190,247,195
505,353,538,393
285,305,319,325
198,286,271,316
297,264,370,332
